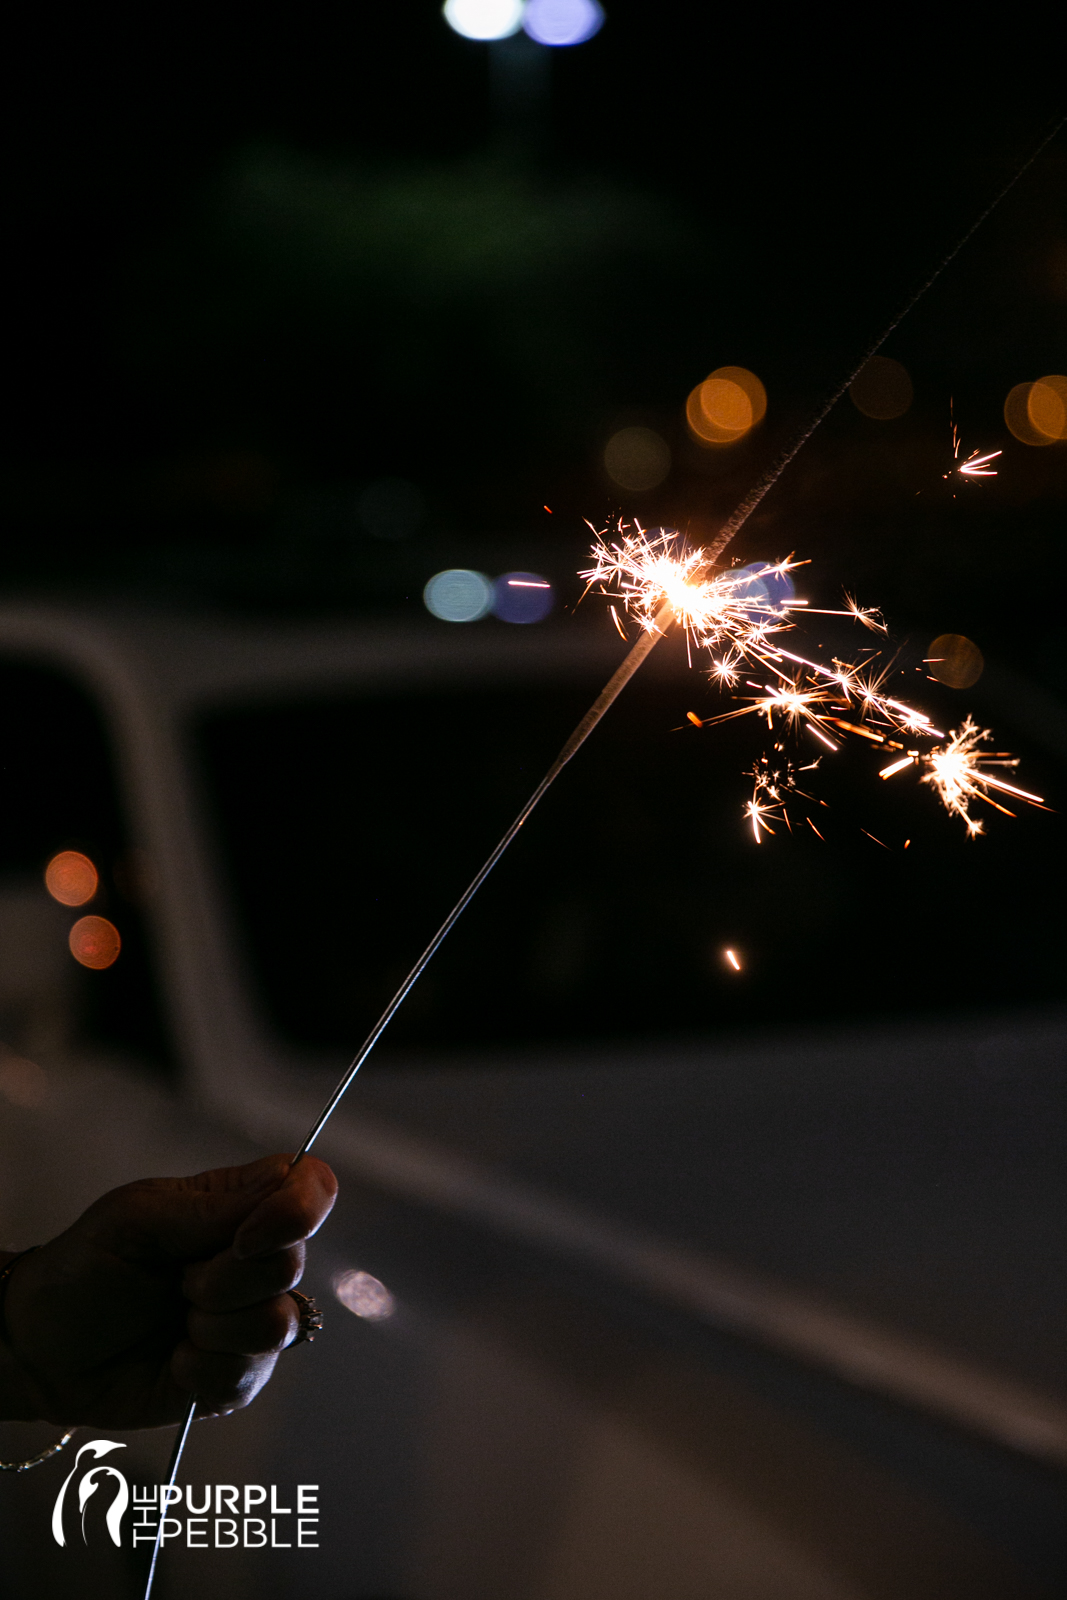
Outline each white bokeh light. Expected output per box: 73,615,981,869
443,0,525,40
523,0,604,46
333,1269,396,1321
424,568,494,622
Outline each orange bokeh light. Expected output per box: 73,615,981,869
686,366,767,446
1005,376,1067,446
848,355,913,420
69,915,121,970
45,850,99,907
1028,375,1067,442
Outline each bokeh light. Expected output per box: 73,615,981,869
424,568,494,622
603,425,671,490
1003,379,1063,446
492,572,554,623
0,1051,48,1110
69,915,121,970
848,356,913,420
333,1269,396,1321
686,367,766,445
728,561,795,611
44,850,98,907
1028,374,1067,442
523,0,604,46
926,633,984,690
443,0,524,39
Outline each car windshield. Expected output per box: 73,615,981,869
196,673,1066,1062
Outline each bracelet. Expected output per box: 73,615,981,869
0,1429,76,1472
0,1248,76,1472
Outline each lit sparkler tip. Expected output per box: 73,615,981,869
583,525,1041,843
581,523,798,656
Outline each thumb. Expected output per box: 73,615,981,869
85,1154,292,1264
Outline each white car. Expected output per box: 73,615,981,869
0,602,1063,1600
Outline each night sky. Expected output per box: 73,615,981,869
1,7,1064,1043
3,8,1063,623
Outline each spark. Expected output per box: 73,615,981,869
945,402,1001,487
918,717,1044,836
843,593,888,632
743,752,822,840
584,524,1043,839
746,794,777,842
958,447,1002,478
711,649,743,686
879,755,916,778
724,949,742,971
580,526,799,656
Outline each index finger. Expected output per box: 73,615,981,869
233,1155,337,1259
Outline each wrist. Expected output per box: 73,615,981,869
0,1251,44,1422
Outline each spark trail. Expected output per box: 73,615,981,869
583,523,1044,839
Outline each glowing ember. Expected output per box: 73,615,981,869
918,717,1044,837
957,448,1002,478
944,406,1002,487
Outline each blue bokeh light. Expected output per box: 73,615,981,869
728,562,795,612
492,571,554,624
523,0,604,46
424,569,494,622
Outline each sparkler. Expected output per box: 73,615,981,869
585,522,1044,839
142,114,1066,1599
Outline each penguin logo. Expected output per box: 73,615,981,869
51,1439,129,1547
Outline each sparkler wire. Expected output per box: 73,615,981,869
294,603,673,1158
143,1395,195,1599
142,115,1065,1598
144,611,672,1598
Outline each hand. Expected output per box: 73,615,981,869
0,1153,337,1429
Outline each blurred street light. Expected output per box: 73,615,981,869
443,0,524,40
523,0,604,46
424,568,494,621
444,0,605,46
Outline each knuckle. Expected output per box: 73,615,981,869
278,1245,304,1293
267,1295,299,1350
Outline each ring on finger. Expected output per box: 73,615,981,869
288,1290,322,1346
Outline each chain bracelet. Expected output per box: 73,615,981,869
0,1247,76,1471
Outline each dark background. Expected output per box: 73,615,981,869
1,6,1065,1053
3,5,1064,630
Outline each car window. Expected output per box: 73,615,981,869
0,659,173,1074
195,674,1067,1063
